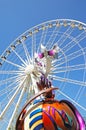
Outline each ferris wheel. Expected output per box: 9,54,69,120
0,19,86,129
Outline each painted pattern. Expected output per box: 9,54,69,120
23,100,81,130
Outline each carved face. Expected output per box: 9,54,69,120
16,100,85,130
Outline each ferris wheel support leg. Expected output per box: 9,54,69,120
0,78,26,120
7,86,26,130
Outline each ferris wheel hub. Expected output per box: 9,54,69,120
25,64,34,75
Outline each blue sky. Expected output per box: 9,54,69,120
0,0,86,54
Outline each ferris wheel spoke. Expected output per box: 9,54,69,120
7,86,26,129
52,64,86,73
0,75,23,86
74,86,83,102
0,83,18,97
49,51,67,67
0,77,26,119
2,117,8,125
65,47,85,62
40,25,48,45
1,85,19,107
72,65,86,102
46,26,60,49
2,77,23,93
75,85,86,103
0,122,4,130
60,30,86,57
37,26,48,53
12,49,27,65
32,32,36,63
0,70,24,75
2,59,22,68
7,85,19,97
58,90,86,112
57,26,74,47
21,41,31,63
51,75,86,86
53,58,67,68
53,47,86,68
0,77,24,91
0,76,18,86
0,79,22,103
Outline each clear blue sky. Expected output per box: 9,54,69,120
0,0,86,54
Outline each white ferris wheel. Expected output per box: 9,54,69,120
0,19,86,129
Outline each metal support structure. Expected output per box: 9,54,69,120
7,86,26,130
0,78,26,119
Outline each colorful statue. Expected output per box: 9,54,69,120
16,45,85,130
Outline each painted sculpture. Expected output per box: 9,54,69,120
16,45,85,130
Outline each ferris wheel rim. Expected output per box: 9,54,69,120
0,18,86,58
0,18,86,129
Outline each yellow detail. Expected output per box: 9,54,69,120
30,112,42,122
78,24,83,30
24,104,43,130
63,21,67,26
56,21,60,27
48,23,53,28
71,22,75,28
22,36,27,41
35,28,39,33
30,120,43,130
29,32,32,36
42,25,46,30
